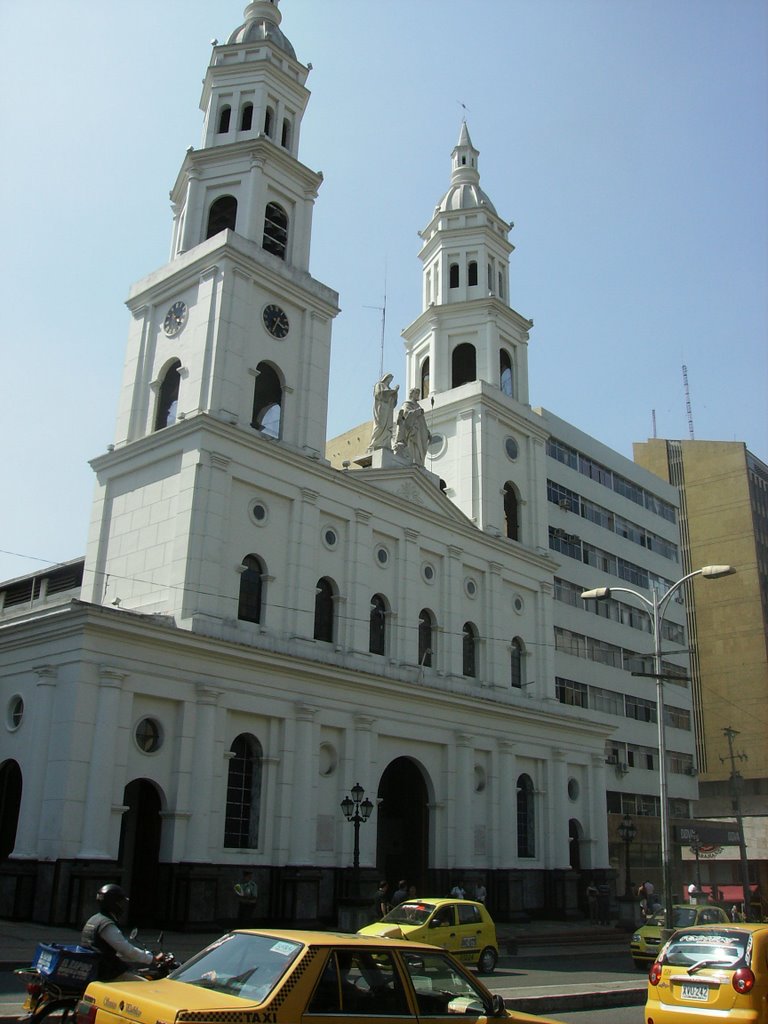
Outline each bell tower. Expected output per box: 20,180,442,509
82,1,339,618
401,123,549,547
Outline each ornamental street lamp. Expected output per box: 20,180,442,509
618,813,637,897
340,782,374,888
582,564,735,932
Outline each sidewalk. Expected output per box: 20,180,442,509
0,918,646,1019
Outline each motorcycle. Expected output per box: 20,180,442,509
15,934,179,1024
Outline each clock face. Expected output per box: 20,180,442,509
262,303,290,338
163,300,188,337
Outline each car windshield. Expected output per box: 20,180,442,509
662,930,749,970
382,902,436,925
170,932,303,1003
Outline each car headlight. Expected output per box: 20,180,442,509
632,933,641,942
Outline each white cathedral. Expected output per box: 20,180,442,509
0,0,694,928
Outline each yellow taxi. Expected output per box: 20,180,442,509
358,897,499,973
74,929,565,1024
645,921,768,1022
631,903,729,967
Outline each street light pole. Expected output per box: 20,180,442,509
340,782,374,893
582,564,735,932
618,814,637,896
689,829,703,894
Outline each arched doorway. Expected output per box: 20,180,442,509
376,758,429,891
119,780,162,924
0,760,22,860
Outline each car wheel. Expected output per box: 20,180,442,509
477,946,498,974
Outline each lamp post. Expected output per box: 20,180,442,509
618,813,637,897
340,782,374,892
689,829,703,894
582,564,735,932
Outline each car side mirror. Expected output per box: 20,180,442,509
490,994,505,1017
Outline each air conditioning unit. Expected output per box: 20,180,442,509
616,762,630,776
685,765,698,777
605,755,618,765
558,498,571,510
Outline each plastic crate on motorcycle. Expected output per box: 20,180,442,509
31,944,100,987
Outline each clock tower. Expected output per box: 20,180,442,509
81,0,339,618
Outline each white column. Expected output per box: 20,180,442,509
549,749,570,869
183,685,222,861
487,561,502,688
79,668,127,857
454,732,474,867
587,753,609,868
497,740,517,865
352,715,377,867
444,546,461,677
350,510,373,654
398,528,420,666
12,666,58,858
179,167,203,251
289,702,317,864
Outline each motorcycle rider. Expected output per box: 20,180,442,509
81,883,163,981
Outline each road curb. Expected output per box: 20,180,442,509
507,986,646,1014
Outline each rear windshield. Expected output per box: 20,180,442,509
663,930,750,969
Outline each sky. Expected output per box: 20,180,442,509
1,0,766,582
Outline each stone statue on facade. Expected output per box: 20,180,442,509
368,373,400,451
394,387,431,466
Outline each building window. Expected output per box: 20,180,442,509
510,638,524,688
369,594,387,656
420,357,430,399
314,578,335,643
154,360,181,431
264,106,274,136
251,362,282,438
238,555,264,624
135,717,162,753
452,343,476,388
503,482,519,541
240,103,253,131
500,350,513,396
418,609,434,667
224,734,263,848
281,118,291,148
449,263,460,288
462,622,478,677
206,195,237,238
217,105,231,133
263,201,288,259
517,773,535,857
6,696,24,731
468,260,478,286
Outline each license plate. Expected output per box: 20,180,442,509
681,983,710,1002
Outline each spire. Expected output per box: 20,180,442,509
228,0,296,58
436,121,497,215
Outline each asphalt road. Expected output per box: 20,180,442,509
555,1006,644,1023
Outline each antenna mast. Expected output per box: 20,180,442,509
682,365,695,440
364,269,388,379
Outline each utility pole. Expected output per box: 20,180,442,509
721,726,752,920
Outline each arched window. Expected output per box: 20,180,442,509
452,343,476,388
498,270,505,299
314,577,335,643
500,350,513,396
418,609,434,667
0,759,22,860
517,773,535,857
251,362,282,438
240,103,254,131
263,201,288,259
264,105,274,137
420,357,430,400
154,360,181,431
462,622,478,678
281,118,291,148
468,260,478,286
238,555,264,624
224,734,263,848
369,594,387,656
511,637,524,688
217,105,231,134
504,482,519,541
449,263,460,289
206,195,237,238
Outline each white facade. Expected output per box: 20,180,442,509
0,0,692,927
